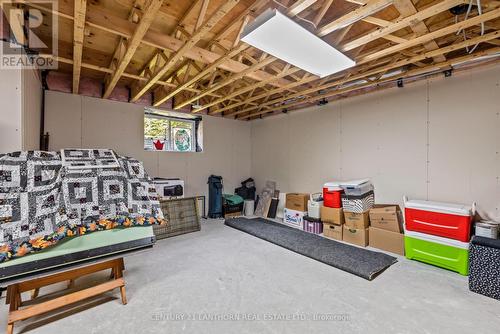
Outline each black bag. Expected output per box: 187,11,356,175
235,186,256,201
208,175,223,218
235,178,256,200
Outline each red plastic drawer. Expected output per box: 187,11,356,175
405,208,472,242
323,187,343,208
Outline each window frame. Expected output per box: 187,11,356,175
144,112,199,153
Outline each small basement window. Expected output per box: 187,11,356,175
144,108,203,152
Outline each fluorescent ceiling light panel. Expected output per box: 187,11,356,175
241,9,355,78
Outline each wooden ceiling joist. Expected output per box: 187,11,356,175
393,0,446,63
317,0,394,37
35,2,295,89
32,0,500,120
152,0,266,107
220,8,500,117
157,0,320,109
358,7,500,63
102,0,165,99
205,66,302,114
211,0,268,46
153,43,249,106
341,0,463,52
130,0,241,102
229,27,500,118
240,46,500,119
72,0,87,94
313,0,334,26
175,55,277,109
288,0,319,16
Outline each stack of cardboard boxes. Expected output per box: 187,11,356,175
368,205,405,255
278,183,404,256
321,206,344,240
338,180,374,247
283,193,309,229
343,211,370,247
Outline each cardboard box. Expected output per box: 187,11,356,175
369,227,404,255
342,226,369,247
285,193,309,211
344,211,370,229
323,223,343,240
369,205,403,233
321,206,344,225
283,208,307,229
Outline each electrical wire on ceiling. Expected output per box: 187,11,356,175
454,0,484,54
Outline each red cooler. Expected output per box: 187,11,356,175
323,182,343,208
404,198,473,242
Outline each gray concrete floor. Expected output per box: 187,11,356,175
2,219,500,334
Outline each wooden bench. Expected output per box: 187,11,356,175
5,258,127,334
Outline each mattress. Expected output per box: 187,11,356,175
0,226,155,282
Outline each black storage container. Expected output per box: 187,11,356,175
469,236,500,300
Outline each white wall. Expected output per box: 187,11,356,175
0,54,41,153
21,68,43,150
0,67,22,152
251,65,500,219
44,91,252,202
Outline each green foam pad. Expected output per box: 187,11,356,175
0,227,154,268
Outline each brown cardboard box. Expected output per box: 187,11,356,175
344,211,370,229
285,193,309,211
369,205,403,233
321,206,344,225
342,226,369,247
369,227,404,255
323,223,343,240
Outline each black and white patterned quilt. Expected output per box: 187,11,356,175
0,150,164,262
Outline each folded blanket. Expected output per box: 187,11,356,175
0,150,165,262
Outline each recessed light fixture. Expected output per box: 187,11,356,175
241,9,355,78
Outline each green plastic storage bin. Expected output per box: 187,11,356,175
405,230,469,275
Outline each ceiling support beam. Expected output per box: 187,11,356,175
313,0,334,26
27,2,295,88
102,0,164,99
209,67,308,114
317,0,394,37
72,0,87,94
357,7,500,64
130,0,241,102
240,47,500,119
288,0,319,16
393,0,446,63
153,43,249,106
341,0,463,51
155,0,319,108
176,56,277,109
229,27,500,117
52,55,227,97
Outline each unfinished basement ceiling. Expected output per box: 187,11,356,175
16,0,500,119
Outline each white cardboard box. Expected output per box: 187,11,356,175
283,208,307,229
